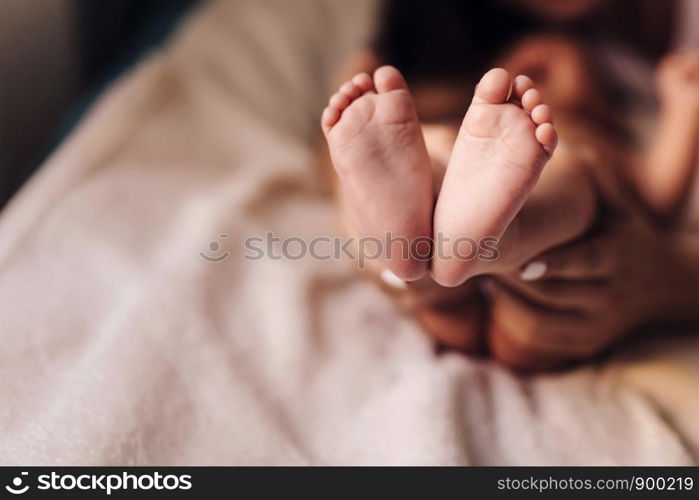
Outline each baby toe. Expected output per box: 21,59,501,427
352,72,374,92
374,65,409,93
474,68,513,104
535,123,557,155
329,92,351,110
521,88,543,112
531,104,552,125
340,81,361,100
512,75,535,101
321,106,340,134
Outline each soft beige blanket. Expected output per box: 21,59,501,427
0,0,697,465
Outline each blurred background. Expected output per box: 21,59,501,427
0,0,199,207
1,0,697,210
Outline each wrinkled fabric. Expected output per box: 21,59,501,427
0,0,697,465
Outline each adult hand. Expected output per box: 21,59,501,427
485,167,695,371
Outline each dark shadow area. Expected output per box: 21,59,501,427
0,0,198,209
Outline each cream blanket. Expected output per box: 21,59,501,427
0,0,697,465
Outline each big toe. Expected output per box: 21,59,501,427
374,65,409,93
474,68,513,104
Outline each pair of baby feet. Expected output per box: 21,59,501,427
322,66,557,287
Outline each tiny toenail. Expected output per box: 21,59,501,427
380,269,408,289
520,261,547,281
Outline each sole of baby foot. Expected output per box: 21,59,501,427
322,66,434,281
432,69,557,287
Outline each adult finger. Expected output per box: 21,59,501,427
497,274,607,311
486,280,599,358
518,235,615,281
415,295,486,353
482,159,598,274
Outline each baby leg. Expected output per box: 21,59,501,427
322,66,434,280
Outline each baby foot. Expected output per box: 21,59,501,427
322,66,434,281
432,68,557,287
